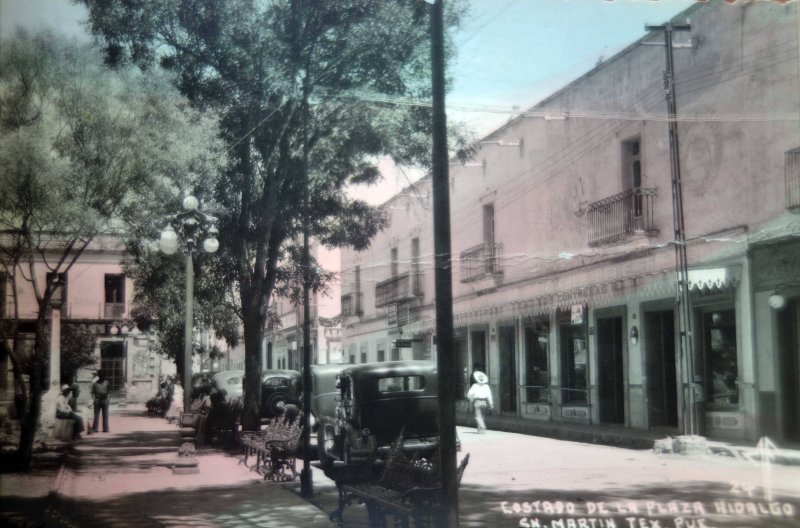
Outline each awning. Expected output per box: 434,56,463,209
687,266,741,291
403,265,740,335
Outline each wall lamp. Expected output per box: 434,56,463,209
768,285,790,310
629,325,639,346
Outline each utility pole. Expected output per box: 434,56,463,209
430,0,459,526
644,22,702,436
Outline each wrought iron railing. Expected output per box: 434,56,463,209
459,242,500,283
375,273,417,308
104,302,125,319
786,147,800,209
341,292,363,317
587,187,657,246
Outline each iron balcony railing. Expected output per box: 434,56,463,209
375,272,418,308
459,242,500,283
104,302,125,319
786,147,800,209
341,292,363,317
587,187,657,246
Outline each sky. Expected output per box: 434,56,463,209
0,0,695,203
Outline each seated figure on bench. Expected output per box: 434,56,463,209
56,384,84,440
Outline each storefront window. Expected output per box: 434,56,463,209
702,309,738,406
560,310,587,404
525,321,549,402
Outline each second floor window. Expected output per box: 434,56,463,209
105,274,125,318
390,247,398,277
622,137,642,216
45,272,66,308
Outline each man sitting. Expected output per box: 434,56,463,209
56,384,84,440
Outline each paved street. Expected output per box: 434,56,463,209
3,407,800,527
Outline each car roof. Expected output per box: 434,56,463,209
343,361,437,379
260,369,301,381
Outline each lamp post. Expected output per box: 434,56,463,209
159,195,219,413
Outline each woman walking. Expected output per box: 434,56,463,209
91,371,111,433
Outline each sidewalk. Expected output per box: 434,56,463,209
48,403,335,528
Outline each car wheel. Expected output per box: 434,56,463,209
265,393,288,417
317,419,338,468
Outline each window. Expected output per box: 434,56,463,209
391,348,400,361
355,265,361,295
411,238,421,296
483,204,495,247
104,274,125,318
360,342,368,364
0,273,5,317
377,342,386,362
559,309,587,404
702,308,738,407
786,146,800,209
349,344,356,364
45,272,66,311
378,375,425,393
525,321,550,402
390,247,398,277
622,137,642,216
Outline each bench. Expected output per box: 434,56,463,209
329,439,470,528
240,414,303,481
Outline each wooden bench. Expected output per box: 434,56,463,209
328,440,470,528
240,414,303,481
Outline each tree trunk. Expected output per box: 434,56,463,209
241,309,264,432
16,362,42,470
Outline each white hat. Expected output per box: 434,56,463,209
61,384,71,392
473,371,488,384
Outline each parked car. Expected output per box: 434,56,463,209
314,361,441,467
210,370,245,402
260,369,302,418
309,363,348,421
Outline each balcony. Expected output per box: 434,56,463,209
587,187,657,246
341,292,363,317
786,147,800,209
375,272,418,308
459,242,501,283
104,302,125,319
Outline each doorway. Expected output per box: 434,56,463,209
597,316,625,424
100,341,125,392
498,326,517,413
644,310,678,428
778,298,800,443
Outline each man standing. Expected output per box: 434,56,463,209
56,385,84,440
91,371,111,433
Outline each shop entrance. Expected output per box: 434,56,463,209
644,310,678,428
100,341,125,392
597,315,625,424
778,298,800,443
499,326,517,413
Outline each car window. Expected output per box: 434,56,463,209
226,376,242,386
378,375,425,393
264,377,289,388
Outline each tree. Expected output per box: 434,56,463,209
60,324,97,385
80,0,471,431
0,31,226,468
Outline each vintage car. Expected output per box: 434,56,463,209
309,363,348,420
315,361,441,467
260,369,302,418
210,370,245,402
210,369,302,418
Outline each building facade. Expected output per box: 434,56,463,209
0,235,173,408
267,243,343,369
340,1,800,444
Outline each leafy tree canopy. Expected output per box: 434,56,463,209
80,0,470,429
0,30,226,466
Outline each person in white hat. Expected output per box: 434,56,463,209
56,385,84,440
467,371,493,434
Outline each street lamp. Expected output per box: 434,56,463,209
159,195,219,414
